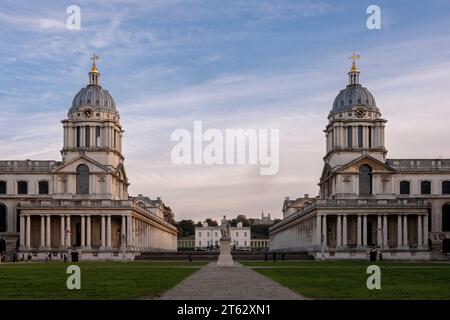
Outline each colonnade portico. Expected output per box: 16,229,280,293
315,213,428,250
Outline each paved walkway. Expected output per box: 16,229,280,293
158,262,305,300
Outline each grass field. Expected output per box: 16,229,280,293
0,261,206,300
241,261,450,300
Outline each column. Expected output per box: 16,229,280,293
60,215,65,247
81,215,86,248
66,215,71,247
322,215,327,248
20,215,25,247
363,215,368,247
377,215,382,247
342,215,347,247
423,214,428,248
336,215,342,248
383,215,388,249
127,215,132,248
417,214,423,247
26,215,31,248
357,215,362,247
46,215,51,248
403,215,408,248
397,215,402,248
106,215,112,249
86,215,91,249
101,215,106,250
316,214,322,247
40,215,45,248
121,215,126,249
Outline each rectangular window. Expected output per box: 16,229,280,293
421,181,431,195
244,232,247,237
199,232,201,237
330,129,334,149
85,126,91,147
207,232,210,237
442,181,450,194
38,181,49,195
17,181,28,195
76,126,81,147
358,125,363,148
113,130,116,149
400,181,410,195
368,127,372,148
347,126,353,148
95,126,101,147
236,232,239,237
0,181,6,194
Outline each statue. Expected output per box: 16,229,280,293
220,215,231,241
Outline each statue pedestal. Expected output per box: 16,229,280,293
217,240,234,267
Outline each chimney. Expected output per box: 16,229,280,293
304,194,309,199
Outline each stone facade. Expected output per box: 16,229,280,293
195,222,251,250
270,60,450,260
0,58,177,260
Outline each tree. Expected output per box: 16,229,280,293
195,221,203,227
205,218,218,227
163,205,176,226
177,220,195,237
236,214,250,227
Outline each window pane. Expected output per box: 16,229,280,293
443,181,450,195
347,126,353,148
76,165,89,195
76,126,81,147
85,126,91,147
0,181,6,194
421,181,431,195
95,126,101,147
0,204,6,232
17,181,28,195
39,181,49,195
358,125,363,148
400,181,410,195
359,165,372,195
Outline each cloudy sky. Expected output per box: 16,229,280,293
1,0,450,222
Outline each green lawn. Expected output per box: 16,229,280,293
241,261,450,300
0,261,206,300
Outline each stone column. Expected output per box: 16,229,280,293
20,215,25,247
397,215,402,248
403,215,408,248
417,214,423,247
316,214,322,247
60,216,65,247
322,215,327,248
363,215,368,247
86,215,91,249
357,215,362,247
101,215,106,250
377,215,382,247
423,214,428,248
336,215,342,248
40,215,45,248
121,215,126,249
383,215,388,249
81,215,86,248
66,215,71,247
342,215,347,247
46,215,51,248
26,215,31,248
106,215,112,249
127,215,132,248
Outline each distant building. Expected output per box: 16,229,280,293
252,211,274,225
251,239,271,251
195,221,250,250
282,194,314,219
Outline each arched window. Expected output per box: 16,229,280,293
0,181,6,194
0,204,7,232
38,181,49,195
442,181,450,195
76,164,89,195
421,181,431,195
400,181,410,195
17,181,28,195
359,165,372,196
443,204,450,232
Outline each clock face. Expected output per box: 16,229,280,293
83,108,93,118
355,107,366,118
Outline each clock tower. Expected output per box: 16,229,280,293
323,54,387,170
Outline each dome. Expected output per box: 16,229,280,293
70,85,116,113
330,84,378,114
69,54,117,113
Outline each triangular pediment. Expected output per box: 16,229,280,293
335,155,395,174
52,155,112,173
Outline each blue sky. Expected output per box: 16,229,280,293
1,0,450,222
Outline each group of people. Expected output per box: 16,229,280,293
0,251,70,263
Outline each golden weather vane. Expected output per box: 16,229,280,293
349,52,360,72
